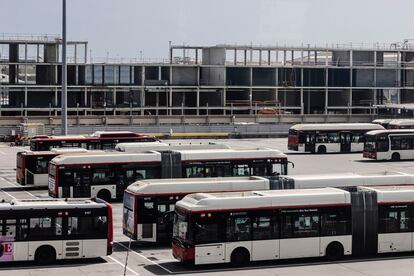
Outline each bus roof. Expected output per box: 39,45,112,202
365,129,414,135
372,119,394,124
126,176,269,195
116,141,230,152
50,151,161,165
0,198,106,210
51,148,287,165
290,123,384,131
280,171,414,188
90,131,141,138
176,187,350,212
388,119,414,126
22,148,98,156
176,148,287,160
359,185,414,203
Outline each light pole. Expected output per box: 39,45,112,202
61,0,68,135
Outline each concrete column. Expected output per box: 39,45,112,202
36,44,40,62
325,50,329,66
24,87,28,107
349,50,353,114
300,50,304,65
223,88,226,115
24,43,28,83
259,50,262,66
195,48,198,64
55,87,59,107
250,49,253,64
169,88,173,115
244,50,247,65
283,50,286,65
314,51,317,64
268,50,271,65
196,87,200,115
276,50,279,64
155,92,159,116
84,43,88,63
74,44,77,63
291,50,294,64
84,87,88,115
234,49,237,65
300,68,304,114
325,68,329,114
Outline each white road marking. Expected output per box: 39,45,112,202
0,176,37,198
107,255,139,276
115,241,174,274
0,188,16,200
0,150,6,155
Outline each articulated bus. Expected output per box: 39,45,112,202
0,198,112,265
30,131,156,151
363,129,414,161
172,185,414,265
16,148,95,186
288,123,384,153
48,148,289,201
123,176,271,243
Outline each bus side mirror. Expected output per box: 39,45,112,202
288,161,295,168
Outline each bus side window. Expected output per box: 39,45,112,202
226,216,251,241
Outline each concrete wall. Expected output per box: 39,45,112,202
202,48,226,65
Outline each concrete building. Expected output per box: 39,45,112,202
1,34,414,117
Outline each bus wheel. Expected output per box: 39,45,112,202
230,247,250,266
35,245,56,265
97,189,111,202
391,153,400,161
325,242,344,260
317,145,327,154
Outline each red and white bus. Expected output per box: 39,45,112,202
172,185,414,265
30,131,157,151
48,148,290,201
363,129,414,161
123,176,270,243
0,198,112,265
288,123,384,153
16,148,93,186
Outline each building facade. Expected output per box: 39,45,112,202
1,35,414,117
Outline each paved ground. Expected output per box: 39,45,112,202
1,139,414,275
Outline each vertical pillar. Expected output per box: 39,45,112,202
300,49,304,65
283,50,286,65
349,50,353,114
24,43,28,84
84,87,88,115
291,50,294,64
223,88,227,115
244,49,247,65
195,48,198,64
36,44,40,62
24,87,28,107
300,68,304,114
141,66,145,115
275,67,279,107
268,50,271,66
74,44,77,64
259,50,262,66
325,67,329,114
113,88,116,115
196,87,200,115
84,43,88,63
234,49,237,65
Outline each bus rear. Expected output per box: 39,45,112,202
363,134,378,159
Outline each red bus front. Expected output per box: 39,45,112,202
288,129,299,151
172,239,195,263
16,152,25,184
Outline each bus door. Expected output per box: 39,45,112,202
156,200,176,242
73,170,91,198
340,132,352,152
304,132,316,152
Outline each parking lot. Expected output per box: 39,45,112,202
1,138,414,276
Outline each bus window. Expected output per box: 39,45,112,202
194,217,219,243
185,166,205,178
252,216,273,240
282,211,319,238
328,132,339,143
379,206,412,233
36,157,48,173
233,164,250,176
315,133,328,143
226,215,251,241
29,217,62,238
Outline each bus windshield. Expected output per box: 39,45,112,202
364,136,376,152
173,211,189,242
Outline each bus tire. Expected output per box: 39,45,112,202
97,189,111,202
35,245,56,265
391,152,400,161
325,242,344,260
230,247,250,266
317,145,327,154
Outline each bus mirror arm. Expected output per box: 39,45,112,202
288,161,295,168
